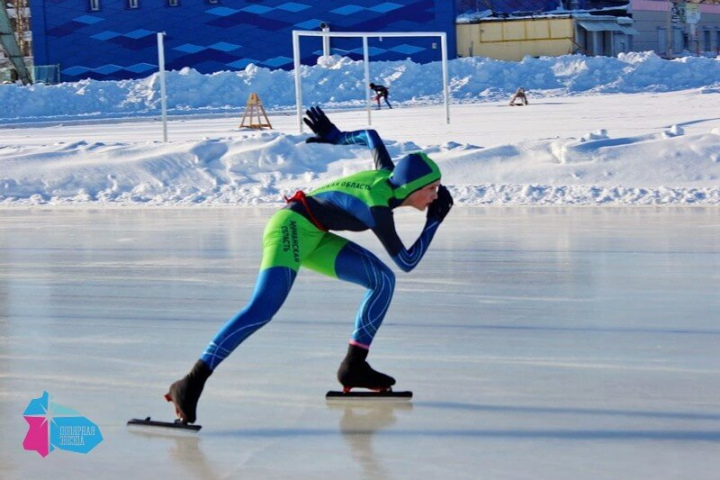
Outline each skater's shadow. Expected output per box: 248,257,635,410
327,400,413,479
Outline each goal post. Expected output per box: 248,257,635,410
292,30,450,133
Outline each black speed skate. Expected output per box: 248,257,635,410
336,345,396,393
164,360,212,424
328,345,412,400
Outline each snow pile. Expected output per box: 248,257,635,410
2,124,719,206
1,52,719,122
1,53,719,206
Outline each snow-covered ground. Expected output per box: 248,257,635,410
1,52,719,206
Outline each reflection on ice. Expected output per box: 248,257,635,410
331,401,414,480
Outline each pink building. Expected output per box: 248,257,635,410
631,0,720,56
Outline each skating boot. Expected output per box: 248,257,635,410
164,360,212,424
337,344,396,393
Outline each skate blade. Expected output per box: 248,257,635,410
326,390,412,401
127,417,201,431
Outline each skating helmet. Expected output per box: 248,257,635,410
388,152,441,200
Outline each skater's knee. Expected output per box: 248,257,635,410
234,291,283,326
372,262,395,292
385,265,395,287
242,301,278,326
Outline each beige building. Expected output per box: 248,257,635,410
457,15,638,60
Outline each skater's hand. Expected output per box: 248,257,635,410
427,185,453,223
304,106,341,144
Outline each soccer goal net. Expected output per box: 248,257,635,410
292,30,450,133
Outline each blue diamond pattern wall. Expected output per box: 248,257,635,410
28,0,462,82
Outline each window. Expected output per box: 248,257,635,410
90,0,100,11
704,29,711,53
128,0,139,8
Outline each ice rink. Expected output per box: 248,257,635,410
1,207,719,479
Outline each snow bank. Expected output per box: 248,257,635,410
1,52,719,122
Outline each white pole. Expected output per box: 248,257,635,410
363,36,371,126
666,0,673,58
322,25,330,57
440,33,450,125
157,32,168,142
293,31,303,133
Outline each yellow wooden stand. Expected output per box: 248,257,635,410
239,93,272,129
509,87,529,106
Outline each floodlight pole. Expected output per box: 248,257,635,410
293,31,303,133
440,33,450,125
157,32,168,142
363,36,371,126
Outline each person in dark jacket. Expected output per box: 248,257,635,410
369,83,392,109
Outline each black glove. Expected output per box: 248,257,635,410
427,185,453,223
303,106,341,144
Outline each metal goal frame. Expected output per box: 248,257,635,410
292,30,450,132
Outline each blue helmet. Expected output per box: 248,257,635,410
388,152,441,200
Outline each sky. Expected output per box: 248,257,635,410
0,51,719,206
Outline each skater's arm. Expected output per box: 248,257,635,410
303,107,393,171
372,185,453,272
334,129,394,171
371,209,440,273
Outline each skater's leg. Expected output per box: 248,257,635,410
200,210,325,369
303,236,396,348
167,210,324,422
200,266,296,369
335,242,395,348
384,96,392,109
303,237,396,390
166,267,295,423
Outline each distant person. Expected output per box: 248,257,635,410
165,106,453,424
509,87,528,106
369,83,392,109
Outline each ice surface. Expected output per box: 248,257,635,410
1,208,719,479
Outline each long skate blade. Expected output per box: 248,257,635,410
325,390,412,401
127,417,201,431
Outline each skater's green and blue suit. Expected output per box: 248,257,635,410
200,127,442,370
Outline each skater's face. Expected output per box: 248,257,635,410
402,181,440,211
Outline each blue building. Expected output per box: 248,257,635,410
29,0,458,82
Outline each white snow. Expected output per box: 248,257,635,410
1,51,719,206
